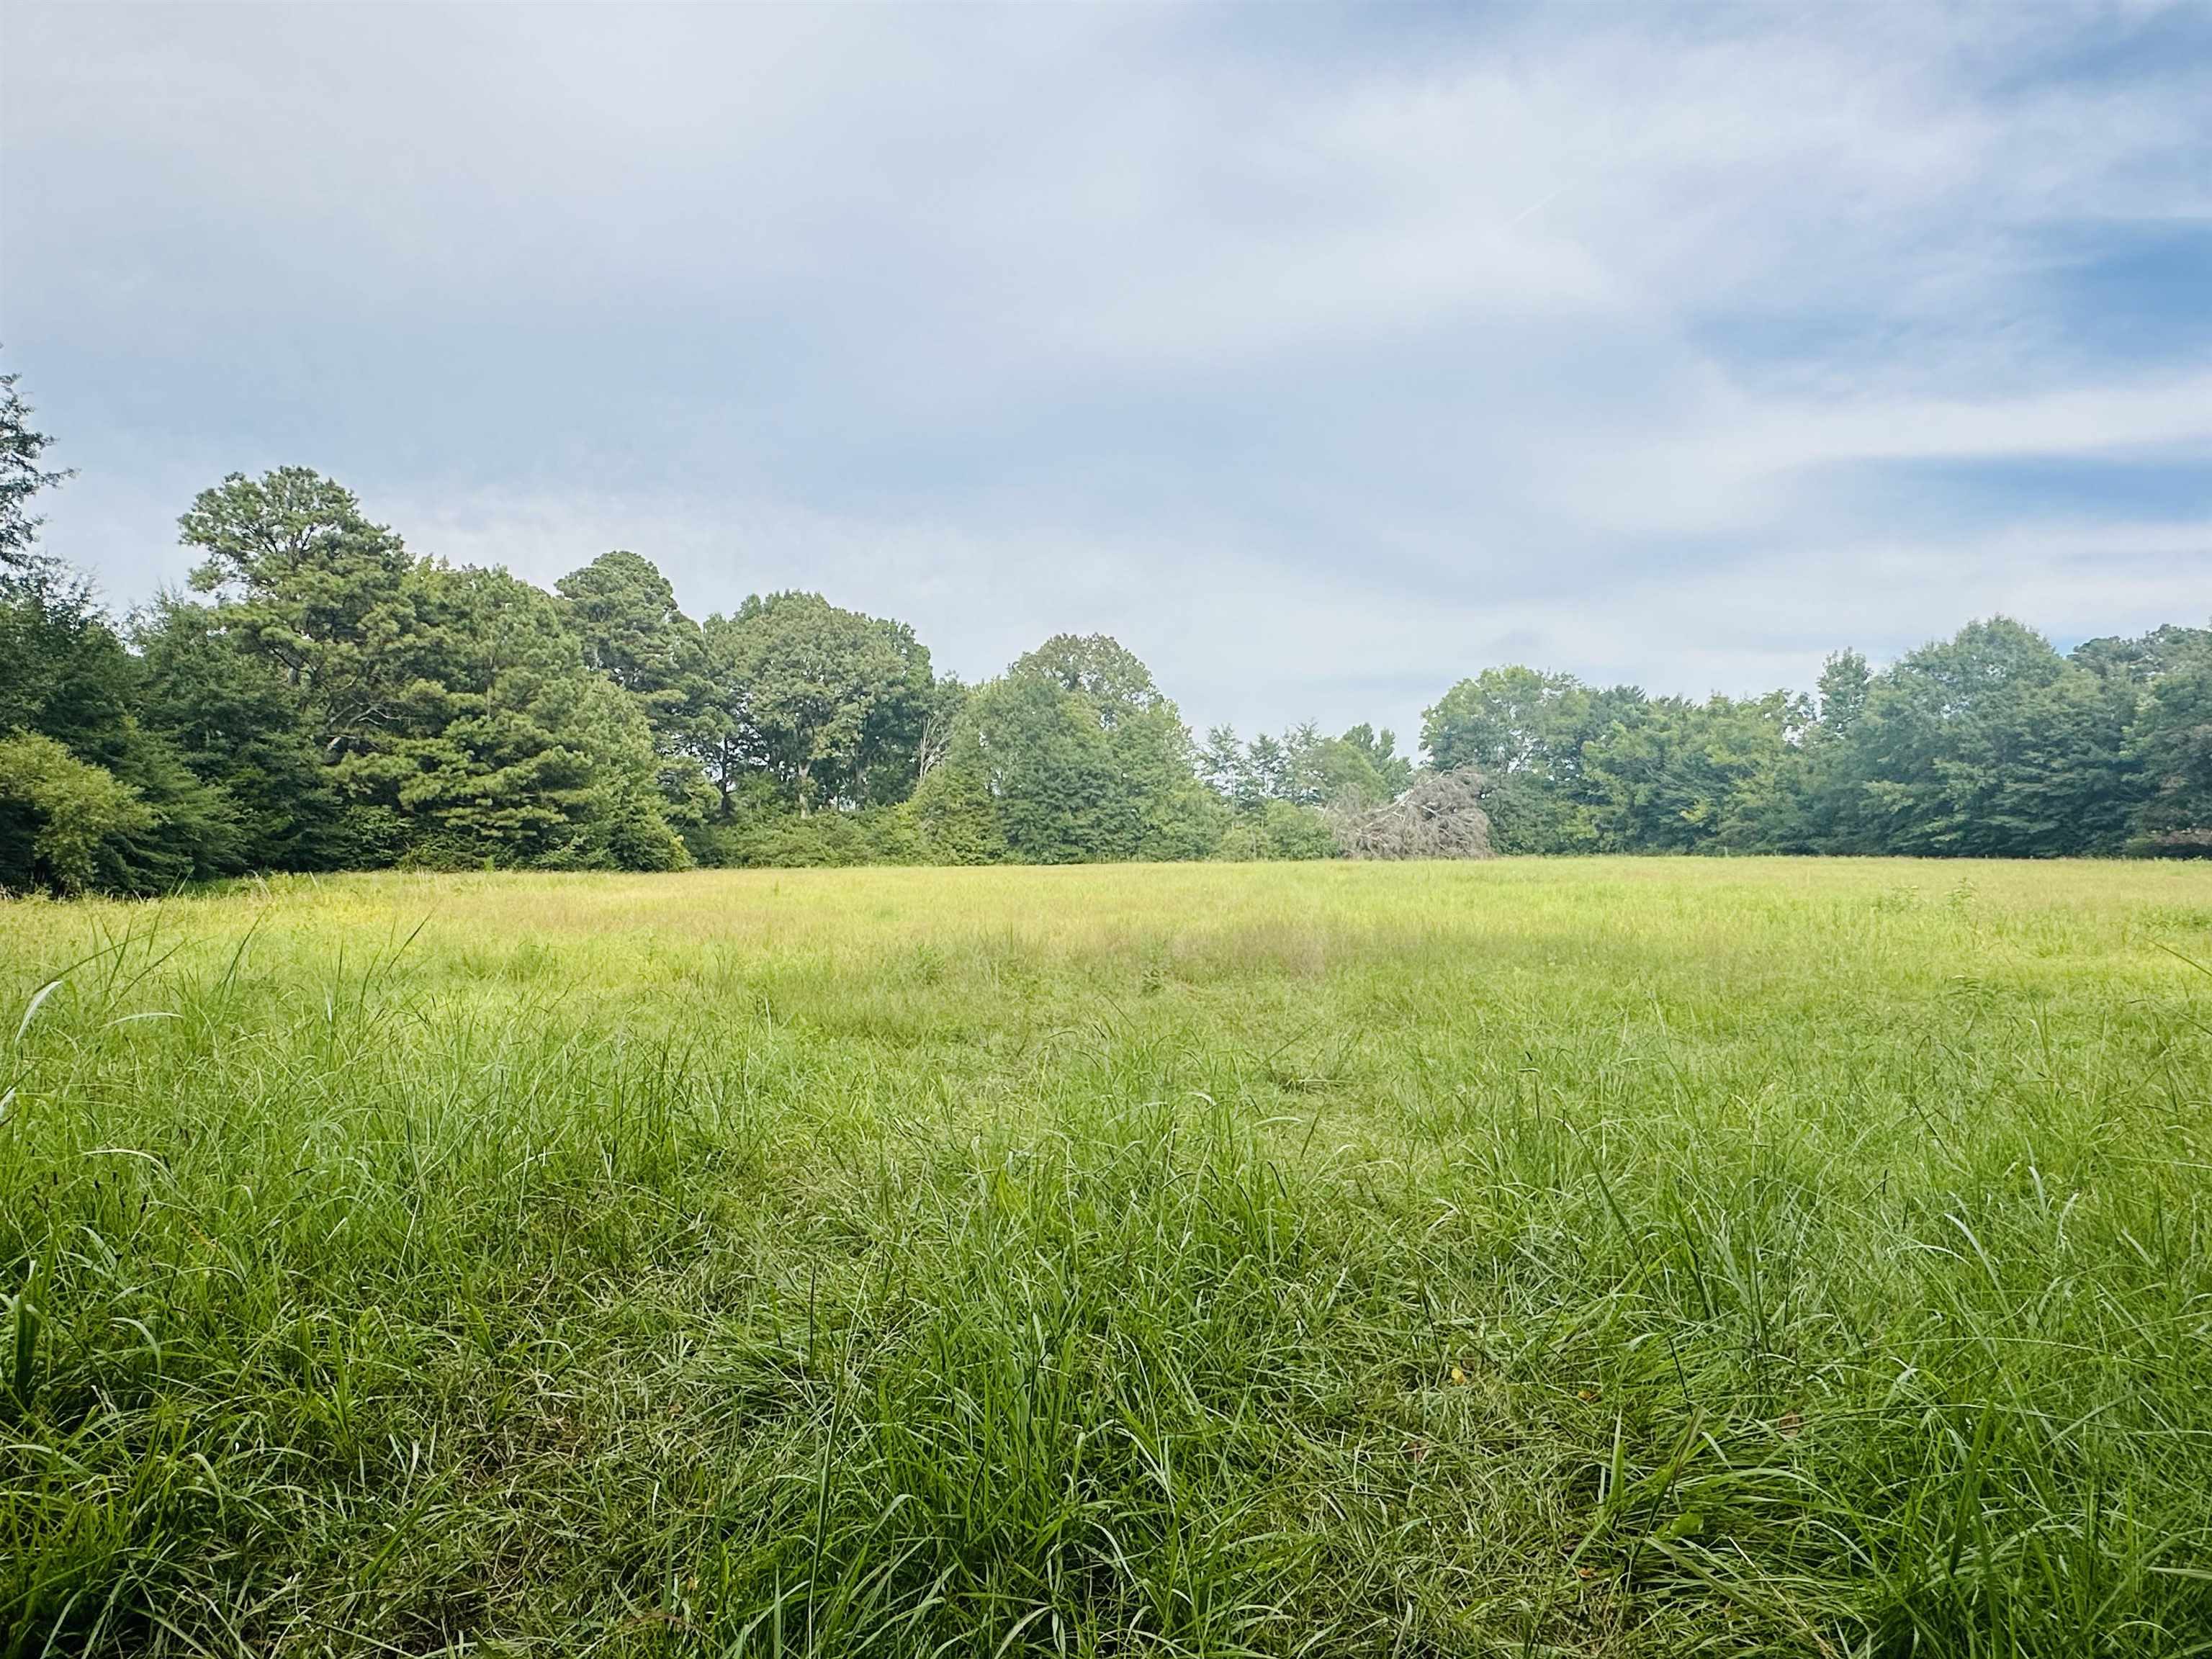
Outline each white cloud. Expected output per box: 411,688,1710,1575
6,1,2208,751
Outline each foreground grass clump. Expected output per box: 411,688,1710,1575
3,858,2211,1656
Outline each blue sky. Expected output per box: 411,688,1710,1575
4,1,2208,746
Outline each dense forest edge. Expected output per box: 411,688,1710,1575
3,362,2208,895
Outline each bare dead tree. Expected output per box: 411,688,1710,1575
915,705,955,782
1331,768,1494,860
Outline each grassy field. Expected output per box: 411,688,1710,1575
4,858,2211,1657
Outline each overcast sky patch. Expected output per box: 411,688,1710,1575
4,1,2208,745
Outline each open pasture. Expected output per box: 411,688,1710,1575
4,858,2212,1655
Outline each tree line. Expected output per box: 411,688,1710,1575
3,370,2208,894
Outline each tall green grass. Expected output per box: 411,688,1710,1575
3,859,2211,1655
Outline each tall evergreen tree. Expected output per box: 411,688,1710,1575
2124,626,2212,855
1,362,70,575
556,550,709,745
0,566,240,894
350,564,688,869
179,468,423,760
0,369,238,894
133,595,356,870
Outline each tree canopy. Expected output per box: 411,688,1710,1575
914,634,1219,864
1,364,2207,893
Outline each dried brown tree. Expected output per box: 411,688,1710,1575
1330,768,1494,860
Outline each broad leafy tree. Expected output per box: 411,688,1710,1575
1333,724,1414,803
1195,721,1406,857
916,634,1219,863
1837,619,2138,856
703,592,935,813
1421,666,1646,853
1580,691,1807,853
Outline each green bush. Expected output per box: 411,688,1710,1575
1213,798,1335,860
691,799,926,868
0,730,154,895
